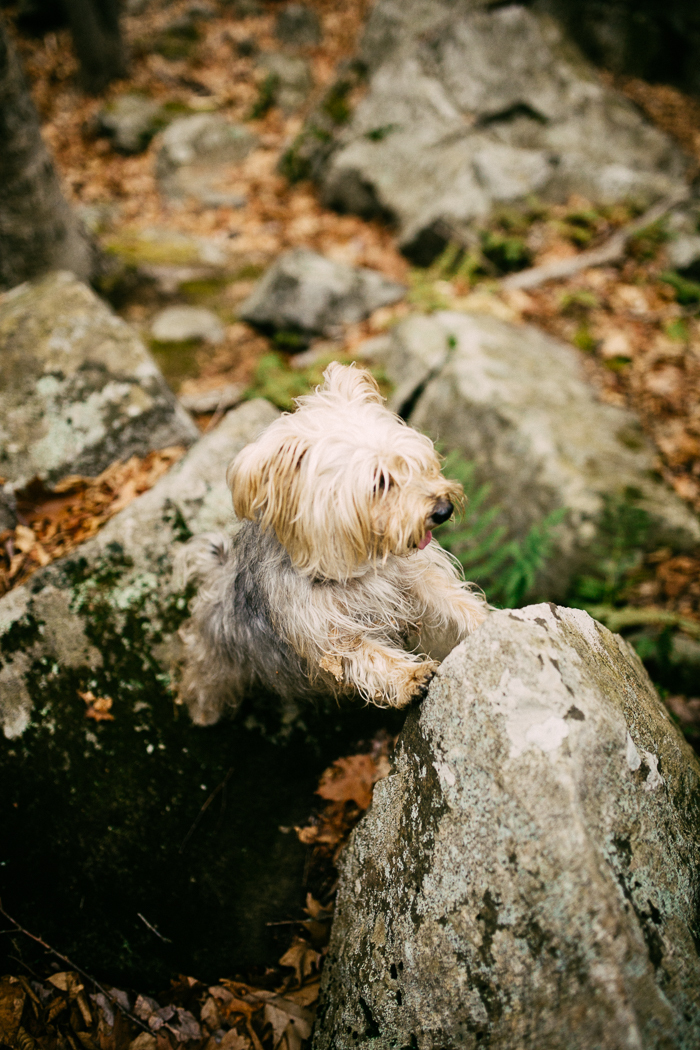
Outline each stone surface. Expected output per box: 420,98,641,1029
0,271,198,490
275,3,321,46
667,234,700,275
156,114,257,206
257,51,313,113
363,310,700,592
297,0,688,261
314,603,700,1049
358,313,452,415
151,305,225,343
238,248,405,340
178,382,243,414
97,93,165,155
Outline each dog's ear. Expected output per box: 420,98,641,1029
321,362,384,404
228,431,307,534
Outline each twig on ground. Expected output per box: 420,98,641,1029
137,912,172,943
501,188,691,291
0,899,151,1033
178,766,234,852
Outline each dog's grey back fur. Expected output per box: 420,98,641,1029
178,522,329,724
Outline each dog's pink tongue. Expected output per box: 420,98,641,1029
418,531,432,550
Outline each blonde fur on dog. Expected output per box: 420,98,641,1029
176,363,489,724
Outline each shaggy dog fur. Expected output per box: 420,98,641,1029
176,363,489,724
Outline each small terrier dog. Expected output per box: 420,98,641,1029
177,363,488,725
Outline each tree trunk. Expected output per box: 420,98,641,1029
0,16,94,292
63,0,127,94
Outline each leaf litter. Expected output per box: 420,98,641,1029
0,447,184,597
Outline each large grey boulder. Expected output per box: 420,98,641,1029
295,1,688,261
362,310,700,592
238,248,405,341
314,603,700,1049
0,398,277,740
0,271,198,490
156,114,257,206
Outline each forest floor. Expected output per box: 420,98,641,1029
2,2,700,1045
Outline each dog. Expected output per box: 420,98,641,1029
176,362,489,725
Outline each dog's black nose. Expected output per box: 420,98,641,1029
430,499,453,525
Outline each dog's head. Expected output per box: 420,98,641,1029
228,362,462,580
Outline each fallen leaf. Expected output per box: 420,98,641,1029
0,978,25,1045
278,939,320,987
79,690,115,722
316,753,384,809
47,972,84,998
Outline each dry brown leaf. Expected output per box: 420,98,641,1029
278,939,320,987
281,977,321,1009
0,978,25,1045
47,972,84,999
79,690,115,722
316,753,380,809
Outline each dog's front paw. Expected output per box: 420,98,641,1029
397,660,439,707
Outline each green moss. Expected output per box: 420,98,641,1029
559,289,599,315
604,355,632,371
629,219,669,261
572,325,597,353
364,123,401,142
232,263,266,282
179,276,231,300
149,339,202,391
248,73,280,120
104,234,201,267
163,501,194,545
320,80,353,125
480,231,532,273
665,318,690,341
660,270,700,305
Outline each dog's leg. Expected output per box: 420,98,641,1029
408,546,490,659
328,638,438,709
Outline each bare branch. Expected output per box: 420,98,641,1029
501,188,691,292
0,899,151,1033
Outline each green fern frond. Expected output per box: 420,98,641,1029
439,449,565,607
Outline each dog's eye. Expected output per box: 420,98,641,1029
374,475,393,495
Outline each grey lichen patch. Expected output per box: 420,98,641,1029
314,604,700,1050
0,270,198,487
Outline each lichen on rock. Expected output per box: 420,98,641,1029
314,604,700,1049
0,271,198,489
